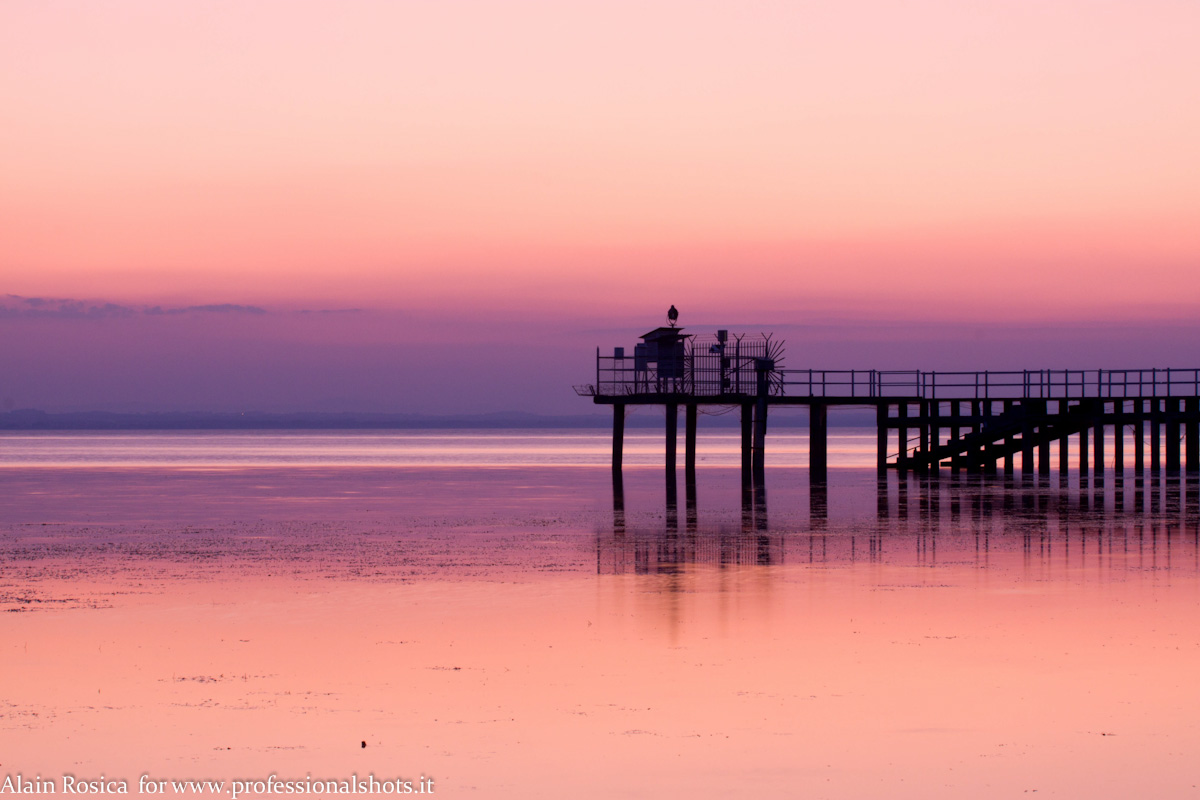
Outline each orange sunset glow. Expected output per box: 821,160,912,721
5,2,1199,416
4,2,1198,319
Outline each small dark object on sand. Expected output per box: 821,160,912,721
361,741,367,748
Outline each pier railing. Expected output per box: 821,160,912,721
577,366,1200,400
783,369,1200,399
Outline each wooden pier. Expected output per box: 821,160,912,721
576,326,1200,488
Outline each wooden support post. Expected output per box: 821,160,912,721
1113,401,1124,477
950,401,961,474
877,403,889,474
929,400,940,471
752,400,768,481
1167,399,1181,473
1058,401,1070,477
1003,399,1015,475
1134,400,1144,475
983,400,997,475
1151,399,1161,474
741,403,753,487
1187,398,1199,473
1038,400,1052,476
1113,422,1124,476
1022,400,1035,477
752,364,769,482
810,402,828,483
665,403,678,482
1094,402,1105,482
964,398,984,472
612,404,625,476
918,399,930,473
684,403,697,522
1079,416,1089,480
897,403,909,472
684,403,697,480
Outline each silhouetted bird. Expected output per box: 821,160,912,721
667,305,678,326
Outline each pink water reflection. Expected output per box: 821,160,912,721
3,465,1200,798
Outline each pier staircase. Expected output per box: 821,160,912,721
908,401,1096,471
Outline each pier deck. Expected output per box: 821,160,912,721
576,330,1200,486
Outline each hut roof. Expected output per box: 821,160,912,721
640,327,686,342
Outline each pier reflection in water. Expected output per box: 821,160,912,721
601,470,1200,575
595,468,1200,798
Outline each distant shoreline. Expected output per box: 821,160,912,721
0,408,877,430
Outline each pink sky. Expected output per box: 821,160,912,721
3,1,1199,412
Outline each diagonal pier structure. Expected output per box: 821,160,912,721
575,325,1200,489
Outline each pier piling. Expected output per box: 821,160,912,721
685,404,697,480
1151,400,1161,474
612,404,625,476
1167,401,1182,473
876,404,889,475
1187,398,1199,473
740,403,753,487
810,402,828,483
1059,402,1070,477
582,326,1200,497
665,403,678,487
1134,405,1144,475
1114,402,1125,478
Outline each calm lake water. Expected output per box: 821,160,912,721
2,430,1199,798
0,427,880,467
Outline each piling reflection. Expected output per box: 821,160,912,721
741,482,768,532
603,468,1200,576
597,525,784,575
879,468,1200,523
809,481,827,528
